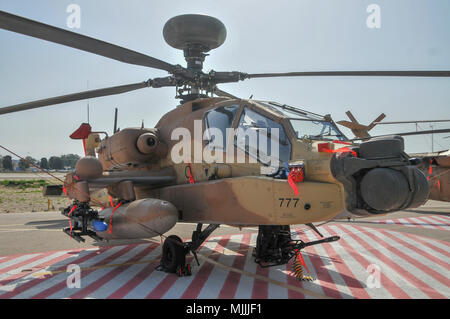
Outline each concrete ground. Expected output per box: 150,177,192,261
0,200,449,299
0,200,448,256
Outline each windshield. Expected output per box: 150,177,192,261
290,119,346,141
204,105,239,148
236,107,291,165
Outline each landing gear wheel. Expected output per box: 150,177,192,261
157,224,219,276
161,235,186,273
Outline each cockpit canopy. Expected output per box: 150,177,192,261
258,101,347,141
202,100,347,169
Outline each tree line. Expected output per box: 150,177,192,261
0,154,81,171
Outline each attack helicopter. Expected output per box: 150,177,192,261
1,11,450,276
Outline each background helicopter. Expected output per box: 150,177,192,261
1,7,450,275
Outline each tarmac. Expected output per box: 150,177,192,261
0,200,449,299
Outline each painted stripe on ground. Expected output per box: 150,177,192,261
0,225,448,299
374,215,450,230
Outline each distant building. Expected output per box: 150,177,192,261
12,159,20,171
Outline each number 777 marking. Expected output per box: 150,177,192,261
279,198,299,208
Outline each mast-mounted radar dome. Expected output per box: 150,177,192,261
163,14,227,71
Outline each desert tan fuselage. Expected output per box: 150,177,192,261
93,97,346,227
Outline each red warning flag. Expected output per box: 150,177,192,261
287,172,299,196
296,250,310,274
67,205,78,238
186,163,195,184
108,202,123,235
70,123,92,140
318,143,357,157
287,166,304,196
62,186,68,199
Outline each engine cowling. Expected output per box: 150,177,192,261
97,128,168,170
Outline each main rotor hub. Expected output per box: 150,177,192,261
163,14,227,71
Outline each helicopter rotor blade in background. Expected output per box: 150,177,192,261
374,119,450,125
345,111,359,123
336,120,368,130
0,81,151,115
350,128,450,141
0,10,179,73
242,70,450,79
367,113,387,131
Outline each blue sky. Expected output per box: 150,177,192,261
0,0,449,159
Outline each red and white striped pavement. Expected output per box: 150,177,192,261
372,214,450,231
0,224,449,299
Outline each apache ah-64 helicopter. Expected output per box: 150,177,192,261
1,11,450,277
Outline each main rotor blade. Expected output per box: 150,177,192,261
0,10,178,73
0,82,150,115
244,71,450,79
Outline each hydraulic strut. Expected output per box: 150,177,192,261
254,225,340,268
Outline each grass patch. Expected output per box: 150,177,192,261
0,179,49,188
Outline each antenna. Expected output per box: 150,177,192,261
87,80,90,124
113,108,118,133
430,124,434,153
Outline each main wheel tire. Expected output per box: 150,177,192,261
162,235,186,273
